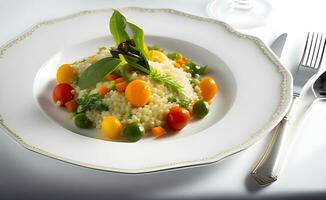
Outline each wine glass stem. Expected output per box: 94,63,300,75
233,0,254,10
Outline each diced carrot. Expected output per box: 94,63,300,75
65,99,77,112
98,86,109,96
176,57,188,65
106,74,120,81
116,81,127,93
114,77,125,84
151,126,167,138
181,57,188,63
173,62,181,68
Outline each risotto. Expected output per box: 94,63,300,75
52,10,218,142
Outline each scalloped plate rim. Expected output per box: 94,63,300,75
0,7,293,174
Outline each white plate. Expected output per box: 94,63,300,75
0,8,292,173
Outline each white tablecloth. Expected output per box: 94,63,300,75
1,0,326,199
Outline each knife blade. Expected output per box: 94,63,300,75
270,33,287,58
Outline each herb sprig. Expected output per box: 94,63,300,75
149,67,184,96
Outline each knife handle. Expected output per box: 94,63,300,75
251,97,298,185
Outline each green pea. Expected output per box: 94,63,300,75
123,122,145,142
74,113,93,128
192,100,209,118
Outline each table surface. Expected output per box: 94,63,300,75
1,0,326,199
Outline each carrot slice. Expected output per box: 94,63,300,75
151,126,167,138
98,86,109,97
116,81,127,93
65,99,77,112
114,77,125,84
106,74,120,81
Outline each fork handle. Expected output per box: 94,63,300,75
251,97,298,185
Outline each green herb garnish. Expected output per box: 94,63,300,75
167,52,183,61
78,9,185,97
109,10,130,46
168,97,192,108
185,61,208,77
123,55,150,74
178,100,192,108
76,93,108,113
150,67,184,96
78,57,121,89
150,44,163,51
127,22,148,60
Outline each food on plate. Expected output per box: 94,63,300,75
53,83,75,106
101,116,123,139
123,122,145,142
192,100,210,118
199,76,218,101
166,106,191,131
52,10,218,142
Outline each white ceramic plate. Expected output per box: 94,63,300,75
0,8,292,173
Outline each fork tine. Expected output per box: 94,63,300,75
304,32,315,66
312,33,324,69
309,33,319,67
299,32,311,65
316,34,326,70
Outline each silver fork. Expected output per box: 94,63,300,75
251,32,326,185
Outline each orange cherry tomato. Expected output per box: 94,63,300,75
125,80,151,107
56,64,76,84
199,76,218,101
166,106,191,131
53,83,74,106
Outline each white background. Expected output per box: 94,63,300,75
1,0,326,199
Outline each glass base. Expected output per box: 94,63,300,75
207,0,272,29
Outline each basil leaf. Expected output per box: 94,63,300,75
78,57,121,89
110,10,130,46
127,22,148,60
114,65,132,81
124,56,150,74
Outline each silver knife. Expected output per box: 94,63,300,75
270,33,287,58
251,33,288,185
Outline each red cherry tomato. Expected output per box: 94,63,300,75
53,83,74,106
166,106,191,131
